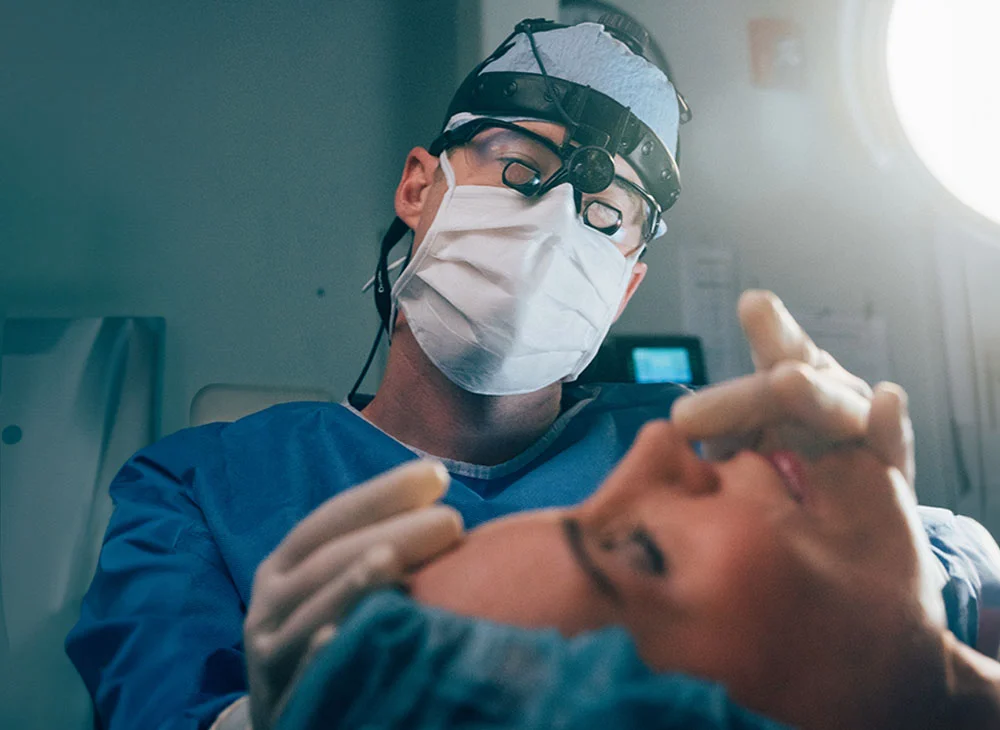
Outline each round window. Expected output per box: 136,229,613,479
886,0,1000,225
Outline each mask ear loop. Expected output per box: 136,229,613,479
350,148,460,403
373,218,412,335
349,217,411,403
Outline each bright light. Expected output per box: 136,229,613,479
887,0,1000,225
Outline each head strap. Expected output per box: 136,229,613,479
446,71,681,212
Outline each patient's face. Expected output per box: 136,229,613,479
411,420,925,721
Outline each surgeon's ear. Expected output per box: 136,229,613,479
613,262,648,322
395,147,441,231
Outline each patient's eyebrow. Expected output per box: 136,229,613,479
562,517,621,603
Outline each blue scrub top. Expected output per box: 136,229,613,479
66,383,685,729
65,382,992,730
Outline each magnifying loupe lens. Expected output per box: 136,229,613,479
567,146,616,194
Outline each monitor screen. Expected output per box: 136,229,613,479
577,335,707,387
631,346,695,384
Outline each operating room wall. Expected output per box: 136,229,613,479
0,0,459,434
604,0,999,519
3,0,998,528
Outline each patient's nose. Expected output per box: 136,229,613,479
581,420,720,517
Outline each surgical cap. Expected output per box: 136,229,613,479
447,22,681,161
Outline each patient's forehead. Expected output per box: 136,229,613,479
409,508,616,634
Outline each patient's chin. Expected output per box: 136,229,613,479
410,509,614,635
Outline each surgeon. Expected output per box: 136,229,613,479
65,17,1000,730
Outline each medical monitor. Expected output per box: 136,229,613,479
579,335,707,387
631,345,694,384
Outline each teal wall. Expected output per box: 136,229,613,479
0,0,460,433
4,0,1000,524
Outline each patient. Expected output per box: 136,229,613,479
410,413,1000,729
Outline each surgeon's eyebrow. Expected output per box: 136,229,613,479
562,517,621,603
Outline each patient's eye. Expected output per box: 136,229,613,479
597,525,667,576
628,526,667,576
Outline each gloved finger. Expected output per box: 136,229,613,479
767,362,871,439
864,382,916,489
283,505,463,606
739,290,872,398
273,460,450,571
671,372,772,441
740,290,823,370
272,623,338,727
671,362,870,444
862,385,946,626
270,544,401,673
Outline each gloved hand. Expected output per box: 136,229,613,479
671,290,913,481
243,460,463,730
671,290,942,624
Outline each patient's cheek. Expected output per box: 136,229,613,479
611,483,813,686
627,529,797,668
410,511,613,635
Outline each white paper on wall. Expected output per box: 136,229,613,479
679,246,748,383
791,310,892,387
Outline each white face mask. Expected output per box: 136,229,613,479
390,151,643,396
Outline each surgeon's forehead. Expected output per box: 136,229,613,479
513,119,646,190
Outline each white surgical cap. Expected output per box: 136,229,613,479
446,22,680,160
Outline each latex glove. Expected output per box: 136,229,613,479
866,382,945,627
244,460,463,730
675,299,941,626
671,290,916,484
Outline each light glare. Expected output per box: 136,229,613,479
887,0,1000,225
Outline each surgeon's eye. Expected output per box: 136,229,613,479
502,160,543,196
582,200,623,237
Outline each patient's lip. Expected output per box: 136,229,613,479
767,451,807,503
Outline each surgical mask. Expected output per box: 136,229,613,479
390,151,643,396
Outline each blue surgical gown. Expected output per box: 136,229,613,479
64,383,994,730
277,590,791,730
